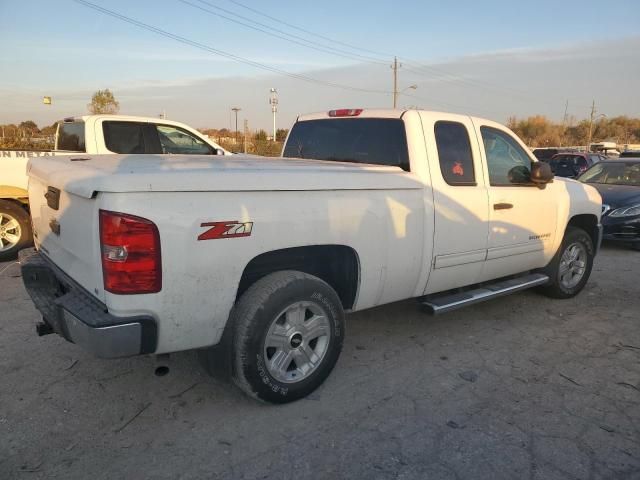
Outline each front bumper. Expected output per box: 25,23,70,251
19,248,157,358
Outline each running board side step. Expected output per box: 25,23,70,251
420,273,549,315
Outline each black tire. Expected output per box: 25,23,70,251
538,226,594,299
231,270,344,404
0,200,32,261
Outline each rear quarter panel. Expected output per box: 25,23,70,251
100,188,424,354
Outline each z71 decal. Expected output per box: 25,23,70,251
198,221,253,240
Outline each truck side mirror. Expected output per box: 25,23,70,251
215,148,226,156
530,162,554,185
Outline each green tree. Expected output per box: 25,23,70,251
254,129,267,141
88,89,120,114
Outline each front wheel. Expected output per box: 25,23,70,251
0,200,32,261
538,226,594,299
231,271,344,403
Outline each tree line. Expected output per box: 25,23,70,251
507,115,640,148
3,89,639,152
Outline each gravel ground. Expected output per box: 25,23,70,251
1,243,639,480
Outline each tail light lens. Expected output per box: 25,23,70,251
99,210,161,294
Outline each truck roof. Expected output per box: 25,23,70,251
296,108,492,125
61,114,202,129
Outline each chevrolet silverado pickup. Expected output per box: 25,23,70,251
0,114,230,260
20,109,602,403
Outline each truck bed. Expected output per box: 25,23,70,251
27,154,422,199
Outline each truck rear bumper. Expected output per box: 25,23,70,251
19,248,157,358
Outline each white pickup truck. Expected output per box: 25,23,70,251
20,108,602,403
0,114,230,260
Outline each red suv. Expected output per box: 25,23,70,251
549,152,604,178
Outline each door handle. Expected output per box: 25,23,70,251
493,203,513,210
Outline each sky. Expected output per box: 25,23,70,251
0,0,639,131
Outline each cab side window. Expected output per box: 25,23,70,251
103,121,147,154
156,125,213,155
434,121,476,185
480,126,532,186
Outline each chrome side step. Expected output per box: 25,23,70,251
420,273,549,315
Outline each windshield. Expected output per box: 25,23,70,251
283,118,410,171
578,162,640,186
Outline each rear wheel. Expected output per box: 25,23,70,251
0,200,32,261
231,270,344,403
538,226,594,299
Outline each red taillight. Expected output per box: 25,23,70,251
328,108,363,117
99,210,161,294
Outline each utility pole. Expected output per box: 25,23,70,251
231,107,241,145
243,119,248,154
586,100,596,152
391,56,400,108
269,88,278,142
560,99,569,147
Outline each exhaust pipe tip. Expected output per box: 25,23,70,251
154,353,170,377
36,321,54,336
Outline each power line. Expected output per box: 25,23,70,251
226,0,393,59
185,0,388,66
224,0,592,110
72,0,390,95
224,0,535,99
72,0,518,118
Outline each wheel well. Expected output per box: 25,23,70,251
237,245,360,309
0,197,30,212
567,214,599,247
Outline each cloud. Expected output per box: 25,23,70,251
2,36,638,130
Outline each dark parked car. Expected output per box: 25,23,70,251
532,148,561,162
578,159,640,250
620,150,640,158
549,152,604,178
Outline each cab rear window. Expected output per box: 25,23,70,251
56,122,85,152
434,121,476,185
283,118,410,171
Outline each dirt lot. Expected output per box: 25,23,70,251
1,244,639,480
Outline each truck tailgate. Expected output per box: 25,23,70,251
28,173,103,302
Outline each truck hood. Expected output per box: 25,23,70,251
27,154,422,199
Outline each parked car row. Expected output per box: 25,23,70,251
578,158,640,251
534,148,640,250
548,152,606,179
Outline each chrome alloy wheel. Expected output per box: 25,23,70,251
559,242,587,289
0,212,21,252
263,301,331,384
